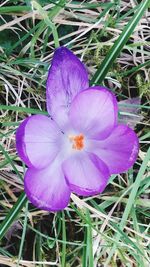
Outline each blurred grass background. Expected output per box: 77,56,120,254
0,0,150,266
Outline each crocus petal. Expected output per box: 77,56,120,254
91,124,139,174
69,87,118,139
24,159,71,211
46,47,89,126
16,115,62,169
62,152,110,196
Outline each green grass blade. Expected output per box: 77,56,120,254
61,211,67,267
119,147,150,230
120,60,150,77
0,192,27,241
0,144,22,181
0,105,48,115
17,202,28,267
91,0,150,85
0,5,31,13
32,1,60,48
104,147,150,266
86,210,94,267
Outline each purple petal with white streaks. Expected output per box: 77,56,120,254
89,124,139,174
16,115,62,169
69,87,118,139
62,152,109,196
24,159,71,211
46,47,89,127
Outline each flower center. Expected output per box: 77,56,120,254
69,134,84,150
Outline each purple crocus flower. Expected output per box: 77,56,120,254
16,47,139,211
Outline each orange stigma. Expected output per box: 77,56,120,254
69,134,84,150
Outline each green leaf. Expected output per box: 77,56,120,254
0,192,27,241
0,144,22,181
61,211,67,267
91,0,150,85
0,104,48,115
0,6,31,13
104,147,150,266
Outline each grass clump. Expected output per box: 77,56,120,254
0,0,150,266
